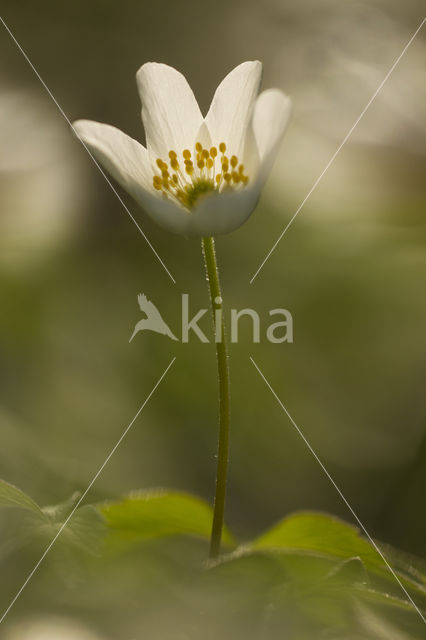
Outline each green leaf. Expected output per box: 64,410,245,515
100,489,234,548
38,501,106,556
0,479,45,516
42,491,82,521
208,548,426,638
253,511,378,563
0,482,106,570
251,511,426,595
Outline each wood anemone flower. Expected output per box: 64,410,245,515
73,61,291,237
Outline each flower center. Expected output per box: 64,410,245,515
152,142,249,209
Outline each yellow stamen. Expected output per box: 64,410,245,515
152,140,249,208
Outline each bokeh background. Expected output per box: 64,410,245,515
0,0,425,637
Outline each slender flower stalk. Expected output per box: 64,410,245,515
202,236,230,558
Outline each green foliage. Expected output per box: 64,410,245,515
201,552,399,639
0,479,425,638
100,489,235,548
252,511,426,593
0,480,105,563
0,479,44,515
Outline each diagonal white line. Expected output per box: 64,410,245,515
250,17,426,284
0,356,176,625
250,356,426,624
0,15,176,285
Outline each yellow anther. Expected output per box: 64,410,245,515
153,142,249,207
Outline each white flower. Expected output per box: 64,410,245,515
73,61,291,237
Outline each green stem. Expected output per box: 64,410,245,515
202,236,231,559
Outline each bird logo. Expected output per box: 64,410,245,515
129,294,178,343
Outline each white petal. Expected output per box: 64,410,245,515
195,121,212,151
252,89,292,183
241,125,260,184
73,119,153,194
184,182,262,237
132,189,193,235
136,62,203,161
204,61,262,161
73,119,193,234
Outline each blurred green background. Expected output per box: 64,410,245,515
0,0,425,637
